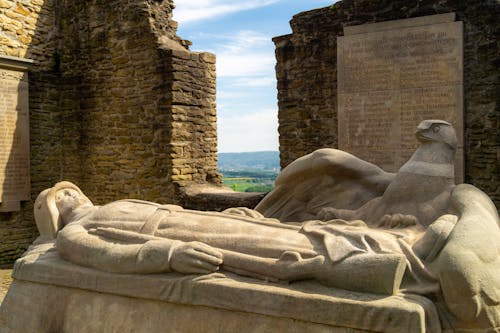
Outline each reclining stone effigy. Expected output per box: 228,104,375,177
0,120,498,332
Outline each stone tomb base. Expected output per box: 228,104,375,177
2,280,372,333
0,241,440,333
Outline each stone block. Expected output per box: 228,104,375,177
172,174,193,181
0,0,11,8
170,48,191,60
14,4,30,16
4,10,23,20
197,54,215,66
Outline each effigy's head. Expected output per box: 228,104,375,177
415,119,457,150
34,181,92,239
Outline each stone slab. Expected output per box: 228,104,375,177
0,59,31,210
337,15,464,183
0,241,441,333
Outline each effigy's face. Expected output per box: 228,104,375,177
55,188,91,214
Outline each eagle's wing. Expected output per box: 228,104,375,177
255,148,395,222
429,184,500,329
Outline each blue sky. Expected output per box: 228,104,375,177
173,0,334,153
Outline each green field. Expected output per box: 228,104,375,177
221,170,277,193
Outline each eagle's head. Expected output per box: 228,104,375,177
415,119,457,150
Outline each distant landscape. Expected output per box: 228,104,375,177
218,151,280,192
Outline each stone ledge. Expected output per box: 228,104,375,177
0,54,33,71
179,184,267,211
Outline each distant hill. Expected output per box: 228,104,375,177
218,151,280,172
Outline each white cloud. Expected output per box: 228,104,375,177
174,0,280,23
216,90,250,101
230,76,275,87
218,110,278,152
217,53,275,77
216,30,269,53
212,31,278,152
211,30,275,78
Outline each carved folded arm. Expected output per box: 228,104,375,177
56,223,223,275
56,223,181,274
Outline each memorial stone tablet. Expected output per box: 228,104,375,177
337,13,464,183
0,56,32,212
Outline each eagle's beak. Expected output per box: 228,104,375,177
415,129,431,142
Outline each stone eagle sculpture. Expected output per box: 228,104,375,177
256,119,457,228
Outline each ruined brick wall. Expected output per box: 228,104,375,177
274,0,499,206
55,0,219,204
0,0,54,61
0,0,219,265
274,29,338,169
56,0,178,203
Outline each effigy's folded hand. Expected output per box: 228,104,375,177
170,241,223,274
317,207,341,221
317,207,357,221
378,213,418,228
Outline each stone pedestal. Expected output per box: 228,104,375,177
0,241,440,333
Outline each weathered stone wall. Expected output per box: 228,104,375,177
56,0,174,203
53,0,220,204
0,0,220,265
274,31,337,168
0,0,55,63
167,50,219,187
274,0,499,206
